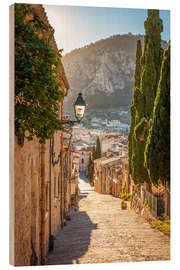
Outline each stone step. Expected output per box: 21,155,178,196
46,177,170,265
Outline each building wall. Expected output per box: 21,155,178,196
30,140,41,265
79,150,91,175
94,157,131,198
63,145,72,217
12,4,71,266
14,137,41,266
50,135,62,236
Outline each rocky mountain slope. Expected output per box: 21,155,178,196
62,34,167,112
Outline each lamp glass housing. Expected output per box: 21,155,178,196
74,105,85,120
74,93,86,121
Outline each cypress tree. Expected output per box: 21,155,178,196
88,145,96,184
131,117,149,183
145,43,170,185
143,9,163,78
133,87,145,121
92,145,97,160
141,9,163,119
88,153,93,183
128,104,136,175
141,40,156,118
128,40,142,175
96,136,101,159
132,140,149,184
129,10,163,184
134,40,142,89
89,138,101,183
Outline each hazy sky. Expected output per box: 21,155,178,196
44,5,170,55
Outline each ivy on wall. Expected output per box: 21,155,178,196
15,4,64,143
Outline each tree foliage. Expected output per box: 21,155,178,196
95,136,101,159
134,117,148,142
128,9,164,185
92,145,97,160
88,136,101,183
134,40,142,89
132,139,149,184
140,40,156,118
131,117,149,184
128,40,142,175
145,43,170,185
143,9,163,77
87,146,96,184
88,153,93,183
15,4,64,143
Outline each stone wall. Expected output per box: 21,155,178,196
94,157,131,198
14,137,41,266
14,90,71,266
130,192,157,225
130,181,170,224
30,141,41,265
11,4,71,266
78,150,91,175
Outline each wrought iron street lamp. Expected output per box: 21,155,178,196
63,92,86,127
74,92,86,121
60,92,86,157
15,93,86,146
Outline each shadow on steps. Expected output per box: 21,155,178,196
46,210,97,265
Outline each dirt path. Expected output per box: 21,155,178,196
46,177,170,265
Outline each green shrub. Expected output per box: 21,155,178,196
120,192,132,201
126,193,132,201
121,201,127,210
152,216,170,236
144,198,150,210
119,192,125,199
121,183,125,193
108,186,112,195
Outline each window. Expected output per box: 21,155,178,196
82,158,84,164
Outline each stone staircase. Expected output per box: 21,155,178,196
46,177,170,265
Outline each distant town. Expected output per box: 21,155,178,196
72,126,128,177
65,109,130,134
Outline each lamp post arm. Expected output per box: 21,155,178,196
61,119,81,127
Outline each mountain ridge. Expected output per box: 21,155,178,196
62,34,167,112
